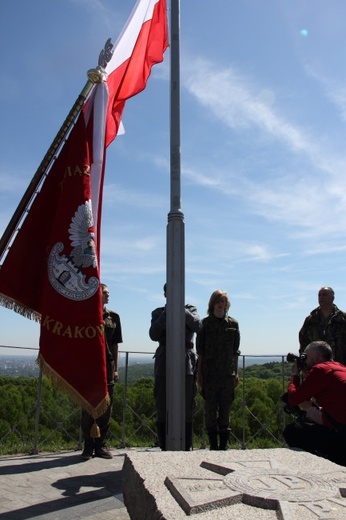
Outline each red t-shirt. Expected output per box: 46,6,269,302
288,361,346,428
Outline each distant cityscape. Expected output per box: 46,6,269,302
0,353,285,379
0,356,39,377
0,354,155,378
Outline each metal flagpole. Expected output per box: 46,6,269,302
166,0,185,450
0,39,114,264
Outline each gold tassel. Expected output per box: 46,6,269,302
90,421,101,439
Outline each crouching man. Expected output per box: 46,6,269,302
283,341,346,466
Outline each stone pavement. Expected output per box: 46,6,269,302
0,448,133,520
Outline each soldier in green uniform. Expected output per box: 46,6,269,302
81,283,122,460
149,284,202,451
299,287,346,365
197,290,240,450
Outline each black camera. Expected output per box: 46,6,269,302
286,352,307,371
280,392,307,422
280,392,318,425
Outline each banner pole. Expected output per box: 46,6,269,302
0,69,104,263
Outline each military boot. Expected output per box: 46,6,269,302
156,422,166,451
81,440,94,460
219,430,230,450
185,422,193,451
208,431,219,450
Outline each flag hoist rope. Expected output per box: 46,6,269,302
0,39,114,264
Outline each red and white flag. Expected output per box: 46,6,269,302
0,0,168,422
86,0,168,243
105,0,168,146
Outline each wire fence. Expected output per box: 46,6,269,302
0,345,291,454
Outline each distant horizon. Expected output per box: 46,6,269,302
0,352,290,366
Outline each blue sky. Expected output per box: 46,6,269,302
1,0,346,358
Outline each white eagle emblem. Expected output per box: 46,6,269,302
48,200,99,301
68,200,97,269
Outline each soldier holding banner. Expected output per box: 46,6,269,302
81,283,122,460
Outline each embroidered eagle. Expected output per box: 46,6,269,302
68,200,97,269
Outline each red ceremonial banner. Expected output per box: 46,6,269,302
0,0,168,422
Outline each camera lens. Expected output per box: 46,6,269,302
286,353,297,363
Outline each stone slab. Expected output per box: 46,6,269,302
122,448,346,519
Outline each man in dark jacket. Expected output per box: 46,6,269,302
149,284,202,450
299,287,346,365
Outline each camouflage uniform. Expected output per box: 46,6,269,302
299,304,346,365
149,304,202,450
196,313,240,436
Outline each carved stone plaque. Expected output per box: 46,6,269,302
165,458,346,518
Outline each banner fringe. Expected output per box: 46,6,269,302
38,354,110,419
0,293,41,322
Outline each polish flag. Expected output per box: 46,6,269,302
86,0,168,244
105,0,168,146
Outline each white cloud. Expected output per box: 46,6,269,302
328,87,346,122
102,231,163,255
180,57,346,240
305,64,346,122
103,183,166,209
183,58,315,154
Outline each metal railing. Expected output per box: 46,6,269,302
0,345,290,454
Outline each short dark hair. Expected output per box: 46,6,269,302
319,286,334,298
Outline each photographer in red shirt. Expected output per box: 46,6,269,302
284,340,346,466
